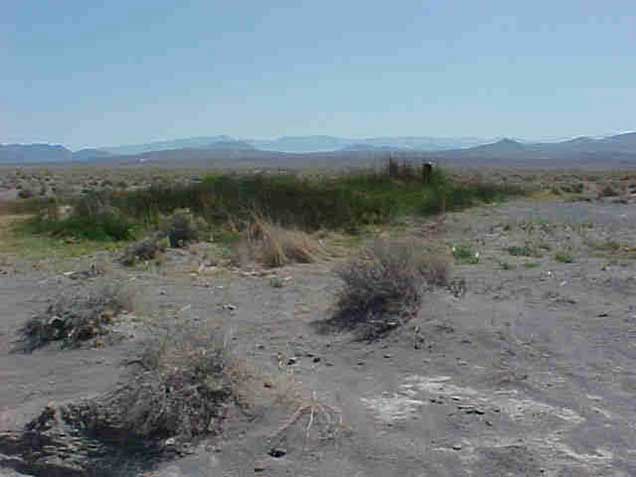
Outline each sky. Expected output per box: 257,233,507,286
1,0,635,150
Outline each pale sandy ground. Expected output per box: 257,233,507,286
1,197,635,476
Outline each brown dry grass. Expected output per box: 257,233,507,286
236,217,321,268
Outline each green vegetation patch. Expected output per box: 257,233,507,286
17,165,525,244
452,243,480,265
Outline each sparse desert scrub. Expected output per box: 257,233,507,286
1,324,243,475
236,218,320,267
327,239,450,338
15,281,135,352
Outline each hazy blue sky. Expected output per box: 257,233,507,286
2,1,635,149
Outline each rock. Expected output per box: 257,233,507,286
268,447,287,458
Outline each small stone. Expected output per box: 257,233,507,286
287,357,297,366
452,443,463,450
268,447,287,458
312,356,321,363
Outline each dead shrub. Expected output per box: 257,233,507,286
64,324,236,452
327,239,449,338
16,282,134,352
120,234,166,266
237,218,319,268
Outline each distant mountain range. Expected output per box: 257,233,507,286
430,132,636,162
1,132,635,167
246,135,490,153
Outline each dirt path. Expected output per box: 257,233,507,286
2,198,636,476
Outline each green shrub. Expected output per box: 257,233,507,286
26,192,133,241
21,168,525,242
555,251,575,263
452,244,480,264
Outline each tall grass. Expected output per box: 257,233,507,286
118,166,523,230
22,164,525,241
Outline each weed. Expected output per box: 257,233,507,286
452,244,480,265
499,261,515,270
554,251,575,263
507,245,533,257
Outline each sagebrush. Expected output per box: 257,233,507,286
329,239,449,338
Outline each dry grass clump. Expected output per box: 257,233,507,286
328,239,449,338
16,282,134,352
236,218,320,268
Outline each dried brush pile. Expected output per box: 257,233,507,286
16,282,134,352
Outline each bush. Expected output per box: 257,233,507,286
20,168,525,244
117,168,524,232
328,239,449,338
120,234,166,266
452,244,480,264
27,192,133,241
598,183,620,198
16,282,134,352
61,324,235,452
162,209,206,248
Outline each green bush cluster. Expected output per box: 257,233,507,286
23,166,524,241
